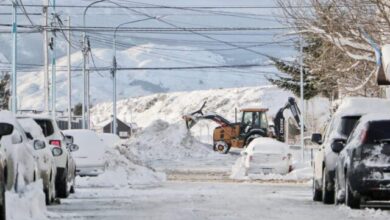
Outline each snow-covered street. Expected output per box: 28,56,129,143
47,180,390,220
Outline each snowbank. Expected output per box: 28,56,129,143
76,146,166,188
6,181,48,220
230,154,312,181
126,120,214,162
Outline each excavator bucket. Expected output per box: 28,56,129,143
182,102,207,130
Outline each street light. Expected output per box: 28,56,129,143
82,0,106,129
112,18,154,134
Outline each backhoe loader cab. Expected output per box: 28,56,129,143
212,108,270,153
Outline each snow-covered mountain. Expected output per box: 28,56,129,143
17,44,274,110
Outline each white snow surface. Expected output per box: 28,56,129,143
76,144,166,188
6,181,48,220
335,97,390,117
125,120,213,162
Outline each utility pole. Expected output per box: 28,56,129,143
67,16,72,129
11,1,17,113
112,37,117,135
43,0,49,112
51,0,56,119
300,37,305,162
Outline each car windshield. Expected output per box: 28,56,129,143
366,121,390,144
33,119,54,137
339,116,360,137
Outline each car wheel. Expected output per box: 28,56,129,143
334,173,340,205
345,178,360,209
245,134,261,146
214,141,231,154
57,168,69,199
312,178,322,201
322,167,334,204
0,180,5,220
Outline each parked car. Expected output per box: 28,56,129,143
0,111,42,194
98,133,120,148
241,137,292,175
0,122,13,220
334,114,390,209
25,115,78,198
17,117,63,204
63,130,107,177
311,98,390,204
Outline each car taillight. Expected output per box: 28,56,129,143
50,140,61,147
360,129,367,144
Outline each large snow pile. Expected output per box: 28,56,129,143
91,86,331,139
6,181,48,220
125,120,214,162
77,146,166,188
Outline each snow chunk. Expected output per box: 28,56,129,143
76,146,166,188
6,181,48,220
126,120,213,162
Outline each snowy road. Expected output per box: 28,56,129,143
47,181,390,220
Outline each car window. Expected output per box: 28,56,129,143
243,112,253,125
339,116,361,137
323,118,335,143
33,119,54,137
366,121,390,144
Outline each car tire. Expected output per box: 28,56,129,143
334,173,340,205
345,179,360,209
57,168,69,199
214,141,231,154
245,134,261,146
322,167,334,204
312,178,322,201
0,180,5,220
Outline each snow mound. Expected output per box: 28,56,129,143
6,181,48,220
77,145,166,188
126,120,214,162
230,157,312,181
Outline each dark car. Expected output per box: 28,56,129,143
334,114,390,209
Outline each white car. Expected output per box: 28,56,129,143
98,133,120,148
0,123,10,220
0,111,41,193
63,130,107,177
311,97,390,204
241,137,292,175
25,115,78,198
17,117,63,204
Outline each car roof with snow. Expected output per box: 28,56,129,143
17,117,45,139
246,137,288,154
0,110,19,125
335,97,390,117
355,113,390,124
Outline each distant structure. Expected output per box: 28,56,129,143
100,117,132,139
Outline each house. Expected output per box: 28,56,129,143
101,118,132,139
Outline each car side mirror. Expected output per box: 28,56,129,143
64,135,74,144
33,140,46,150
11,131,23,144
331,140,345,153
311,133,322,145
69,144,79,152
0,123,13,137
51,147,63,157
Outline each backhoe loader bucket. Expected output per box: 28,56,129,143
182,101,207,130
